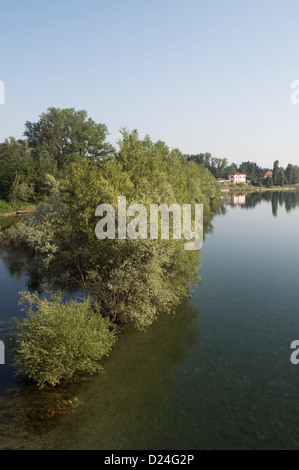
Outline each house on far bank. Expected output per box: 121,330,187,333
217,173,247,186
264,171,273,178
217,178,231,186
229,172,246,184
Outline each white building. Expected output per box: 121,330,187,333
228,173,246,184
222,195,246,205
230,195,246,205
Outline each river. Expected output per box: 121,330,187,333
0,191,299,450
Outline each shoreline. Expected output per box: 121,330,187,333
221,186,299,193
0,208,35,218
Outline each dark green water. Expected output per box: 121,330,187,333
0,191,299,449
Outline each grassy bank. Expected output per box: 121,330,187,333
0,199,35,216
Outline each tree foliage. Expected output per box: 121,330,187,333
0,138,35,201
24,107,114,169
20,130,220,329
12,291,117,388
0,108,114,203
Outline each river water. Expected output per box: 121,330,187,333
0,191,299,450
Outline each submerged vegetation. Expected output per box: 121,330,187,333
0,108,221,387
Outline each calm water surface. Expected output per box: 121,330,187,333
0,192,299,449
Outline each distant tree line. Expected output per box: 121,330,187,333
2,113,298,206
185,153,299,187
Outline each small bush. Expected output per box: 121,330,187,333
0,222,32,249
12,291,117,388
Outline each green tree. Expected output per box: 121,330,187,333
12,291,117,388
265,176,273,187
186,153,228,178
20,130,220,330
24,108,115,171
292,165,299,184
276,168,285,186
0,138,35,202
272,160,280,185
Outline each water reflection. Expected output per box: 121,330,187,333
222,195,246,206
222,191,299,217
0,248,41,292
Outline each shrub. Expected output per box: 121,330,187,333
0,222,28,248
12,291,117,388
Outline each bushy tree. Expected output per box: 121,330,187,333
24,108,115,171
12,291,117,388
21,130,220,329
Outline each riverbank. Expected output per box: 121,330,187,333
0,206,35,218
221,185,299,193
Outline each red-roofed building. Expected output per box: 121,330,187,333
264,171,273,178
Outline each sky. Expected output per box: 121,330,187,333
1,0,299,168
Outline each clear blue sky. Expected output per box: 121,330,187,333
1,0,299,168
